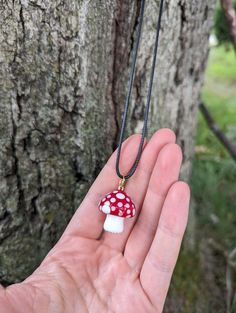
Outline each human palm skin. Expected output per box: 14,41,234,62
0,129,190,313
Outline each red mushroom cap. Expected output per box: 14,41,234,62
99,190,136,218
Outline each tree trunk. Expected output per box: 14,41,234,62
0,0,215,287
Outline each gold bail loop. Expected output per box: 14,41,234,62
118,177,126,191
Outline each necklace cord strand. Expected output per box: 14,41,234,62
116,0,165,180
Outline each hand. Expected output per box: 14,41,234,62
2,129,190,313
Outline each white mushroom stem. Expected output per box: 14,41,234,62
103,215,124,233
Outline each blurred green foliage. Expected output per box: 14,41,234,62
192,46,236,249
215,0,236,47
169,44,236,313
192,45,236,251
198,46,236,157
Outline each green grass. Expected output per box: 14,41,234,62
170,251,203,311
191,45,236,250
207,46,236,81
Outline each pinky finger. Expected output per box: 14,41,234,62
140,181,190,311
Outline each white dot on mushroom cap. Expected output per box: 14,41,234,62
118,202,123,207
102,205,111,214
107,195,111,198
111,206,116,211
126,198,130,202
125,203,130,208
126,215,131,218
127,209,131,214
105,201,110,205
116,193,125,199
102,197,107,202
118,211,123,216
110,198,116,203
113,191,118,193
132,209,135,216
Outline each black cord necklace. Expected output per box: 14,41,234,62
116,0,164,181
98,0,165,233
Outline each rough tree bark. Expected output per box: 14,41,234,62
0,0,215,290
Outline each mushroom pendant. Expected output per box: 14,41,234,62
98,178,136,233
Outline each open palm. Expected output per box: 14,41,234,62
3,129,190,313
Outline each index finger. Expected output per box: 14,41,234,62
61,134,147,240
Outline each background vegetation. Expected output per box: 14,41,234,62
194,46,236,251
215,0,236,47
166,4,236,311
